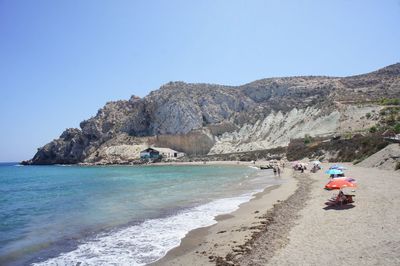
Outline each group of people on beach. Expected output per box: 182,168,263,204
324,165,357,206
273,166,281,176
293,162,307,173
271,159,286,176
292,161,357,206
292,160,323,174
257,159,286,176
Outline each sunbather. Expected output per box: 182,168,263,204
327,191,347,206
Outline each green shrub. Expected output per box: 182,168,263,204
394,123,400,134
344,132,353,139
304,134,312,144
369,126,377,133
386,115,396,126
366,113,371,119
380,109,388,116
380,98,400,105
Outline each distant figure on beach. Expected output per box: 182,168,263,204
337,190,347,204
300,166,304,173
277,167,281,176
273,167,277,176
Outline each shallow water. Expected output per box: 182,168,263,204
0,163,279,265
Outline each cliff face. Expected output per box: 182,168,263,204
23,63,400,164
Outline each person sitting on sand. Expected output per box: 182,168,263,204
336,190,347,204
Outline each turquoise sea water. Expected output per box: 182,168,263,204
0,163,279,265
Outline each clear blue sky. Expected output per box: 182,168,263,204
0,0,399,162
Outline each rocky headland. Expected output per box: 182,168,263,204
22,63,400,165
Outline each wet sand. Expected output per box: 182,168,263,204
151,165,298,266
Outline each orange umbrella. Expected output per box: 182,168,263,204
325,179,357,190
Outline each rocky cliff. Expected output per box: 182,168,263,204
23,63,400,164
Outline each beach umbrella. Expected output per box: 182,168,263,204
330,177,356,183
325,169,343,175
325,179,357,190
329,165,346,170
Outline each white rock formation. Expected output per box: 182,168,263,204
209,105,381,155
84,144,147,164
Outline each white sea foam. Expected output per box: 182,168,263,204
248,166,259,170
33,191,262,266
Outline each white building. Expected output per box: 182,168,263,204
150,147,185,159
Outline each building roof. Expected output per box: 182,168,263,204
140,147,185,155
152,147,180,154
140,148,159,153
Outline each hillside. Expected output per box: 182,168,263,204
357,143,400,171
23,63,400,165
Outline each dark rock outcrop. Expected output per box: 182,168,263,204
22,128,88,165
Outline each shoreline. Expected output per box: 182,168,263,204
151,163,400,266
155,162,400,266
150,165,298,266
10,161,400,265
4,161,279,266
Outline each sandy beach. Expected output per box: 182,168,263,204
266,164,400,266
151,163,400,266
151,164,299,266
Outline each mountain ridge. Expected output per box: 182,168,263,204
23,63,400,165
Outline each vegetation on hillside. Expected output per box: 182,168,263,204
286,133,389,163
378,97,400,106
376,106,400,133
188,146,287,162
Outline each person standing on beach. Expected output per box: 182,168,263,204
277,167,281,176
